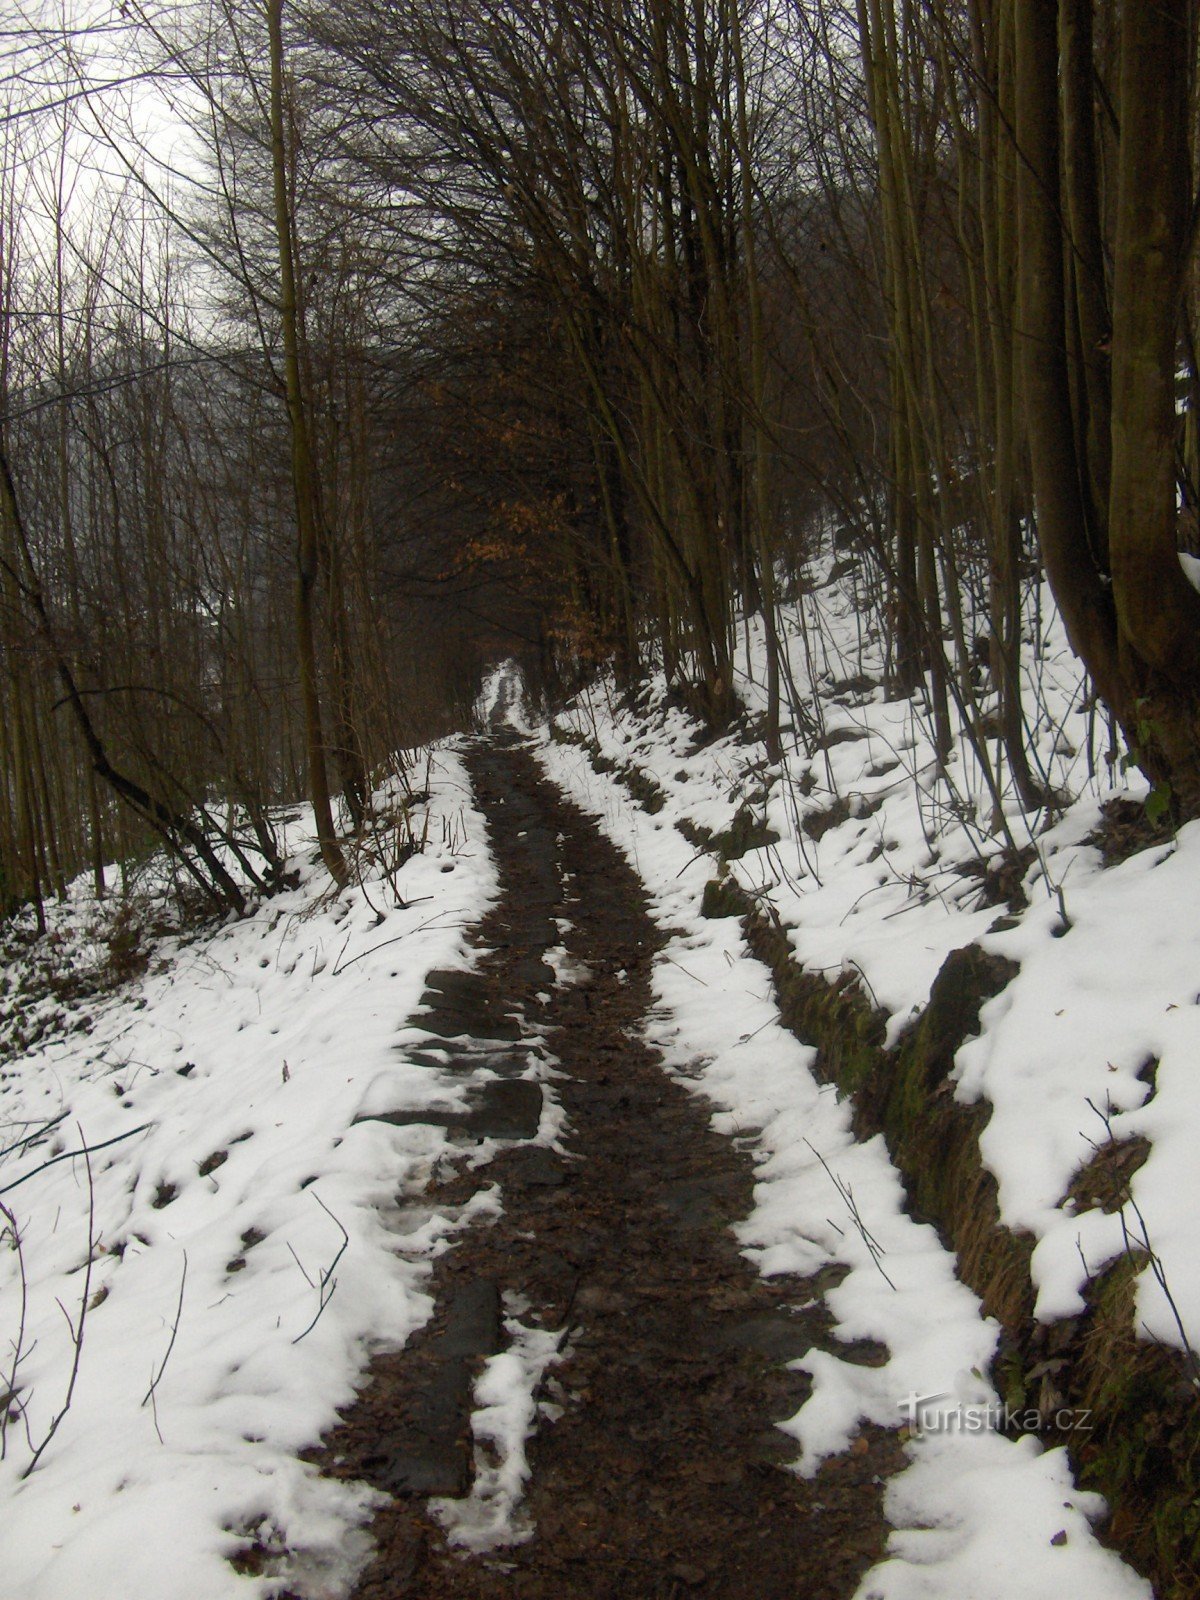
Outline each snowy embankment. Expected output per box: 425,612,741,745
534,563,1169,1599
0,750,496,1600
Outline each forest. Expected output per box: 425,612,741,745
2,5,1200,1599
2,0,1198,918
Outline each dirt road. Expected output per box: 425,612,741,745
310,736,898,1599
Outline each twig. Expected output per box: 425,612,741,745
804,1138,896,1289
330,927,353,977
1084,1098,1200,1390
291,1192,349,1345
142,1250,188,1442
662,952,708,987
330,903,441,975
0,1197,29,1462
0,1123,151,1196
1075,1235,1092,1284
21,1128,95,1478
286,1241,314,1287
0,1111,69,1164
733,1015,775,1048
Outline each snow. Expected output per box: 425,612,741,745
476,660,537,735
0,749,499,1599
541,945,590,988
431,1292,564,1553
863,1433,1130,1600
1,558,1188,1596
536,557,1163,1599
956,823,1200,1333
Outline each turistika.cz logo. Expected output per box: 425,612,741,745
899,1391,1093,1436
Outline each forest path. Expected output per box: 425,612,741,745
311,735,899,1599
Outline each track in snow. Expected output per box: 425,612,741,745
310,735,900,1599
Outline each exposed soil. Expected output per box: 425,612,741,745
304,735,901,1599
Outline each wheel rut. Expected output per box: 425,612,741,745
308,735,900,1599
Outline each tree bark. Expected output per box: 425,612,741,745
267,0,348,885
1014,0,1123,716
1106,0,1200,809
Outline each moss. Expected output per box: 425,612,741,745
774,962,885,1096
677,817,714,852
624,767,666,814
701,876,745,920
1067,1135,1152,1215
802,795,853,841
802,793,883,842
565,728,666,814
568,702,1196,1592
728,881,1188,1594
709,804,779,862
1066,1257,1200,1594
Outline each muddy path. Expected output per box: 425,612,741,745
309,736,899,1599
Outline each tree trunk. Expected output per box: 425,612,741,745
1107,0,1200,810
1014,0,1123,717
267,0,348,885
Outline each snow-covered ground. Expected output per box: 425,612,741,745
1,566,1189,1599
0,752,501,1600
533,562,1176,1599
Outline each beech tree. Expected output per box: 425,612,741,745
1017,0,1200,814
